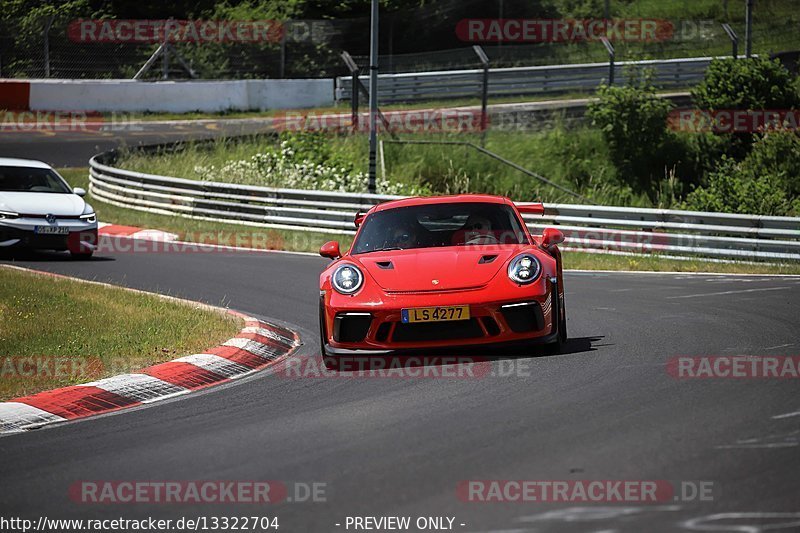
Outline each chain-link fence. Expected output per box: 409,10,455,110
1,0,797,80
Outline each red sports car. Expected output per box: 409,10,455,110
318,194,566,362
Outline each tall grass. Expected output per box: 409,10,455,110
119,125,662,206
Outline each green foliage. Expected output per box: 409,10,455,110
278,130,333,164
692,57,800,111
542,0,605,18
586,77,674,198
0,0,101,76
745,130,800,197
682,132,800,216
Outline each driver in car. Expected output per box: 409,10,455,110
388,222,419,249
463,214,496,244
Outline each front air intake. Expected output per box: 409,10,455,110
333,313,373,343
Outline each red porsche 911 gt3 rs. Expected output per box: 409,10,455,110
318,194,566,362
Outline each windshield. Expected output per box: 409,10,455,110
0,166,72,194
352,202,529,254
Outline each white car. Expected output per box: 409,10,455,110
0,158,98,258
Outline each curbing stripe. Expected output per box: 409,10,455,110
14,386,141,420
0,402,68,433
142,362,229,390
237,331,294,352
80,374,189,403
223,337,285,360
241,326,295,347
96,224,142,236
129,229,179,241
173,354,254,379
205,345,273,369
97,224,178,242
0,267,301,435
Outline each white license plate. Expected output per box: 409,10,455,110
34,226,69,235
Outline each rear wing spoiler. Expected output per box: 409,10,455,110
514,202,545,216
354,212,367,227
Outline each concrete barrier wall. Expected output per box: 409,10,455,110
2,78,333,112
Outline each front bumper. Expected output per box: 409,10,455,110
0,218,98,253
322,278,560,354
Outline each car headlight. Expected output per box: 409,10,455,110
79,212,97,223
507,253,541,285
0,210,19,220
332,264,364,295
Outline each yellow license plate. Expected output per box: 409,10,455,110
401,305,470,323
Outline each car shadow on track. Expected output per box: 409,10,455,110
484,335,604,359
319,336,604,373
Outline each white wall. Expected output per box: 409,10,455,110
28,79,333,113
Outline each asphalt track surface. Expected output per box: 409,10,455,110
0,93,694,168
1,244,799,533
0,118,279,167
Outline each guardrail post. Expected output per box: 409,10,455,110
721,23,739,59
43,14,54,78
745,0,754,58
162,19,171,80
367,0,380,194
341,52,361,132
600,37,615,86
473,45,490,146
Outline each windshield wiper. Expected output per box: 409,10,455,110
359,247,404,254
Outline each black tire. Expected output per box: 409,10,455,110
545,286,567,354
319,303,337,370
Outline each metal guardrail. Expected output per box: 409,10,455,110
336,56,728,104
89,151,800,262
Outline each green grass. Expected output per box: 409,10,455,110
0,267,241,401
58,167,800,276
115,128,639,207
562,250,800,275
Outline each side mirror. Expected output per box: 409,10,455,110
541,228,565,249
320,241,341,260
73,187,86,197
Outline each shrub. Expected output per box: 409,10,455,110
692,57,800,111
682,132,800,216
745,130,800,197
586,79,674,198
691,57,800,159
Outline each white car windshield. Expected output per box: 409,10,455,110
0,166,72,194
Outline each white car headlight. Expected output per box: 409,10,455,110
332,264,364,294
508,253,541,285
0,210,19,220
79,212,97,223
